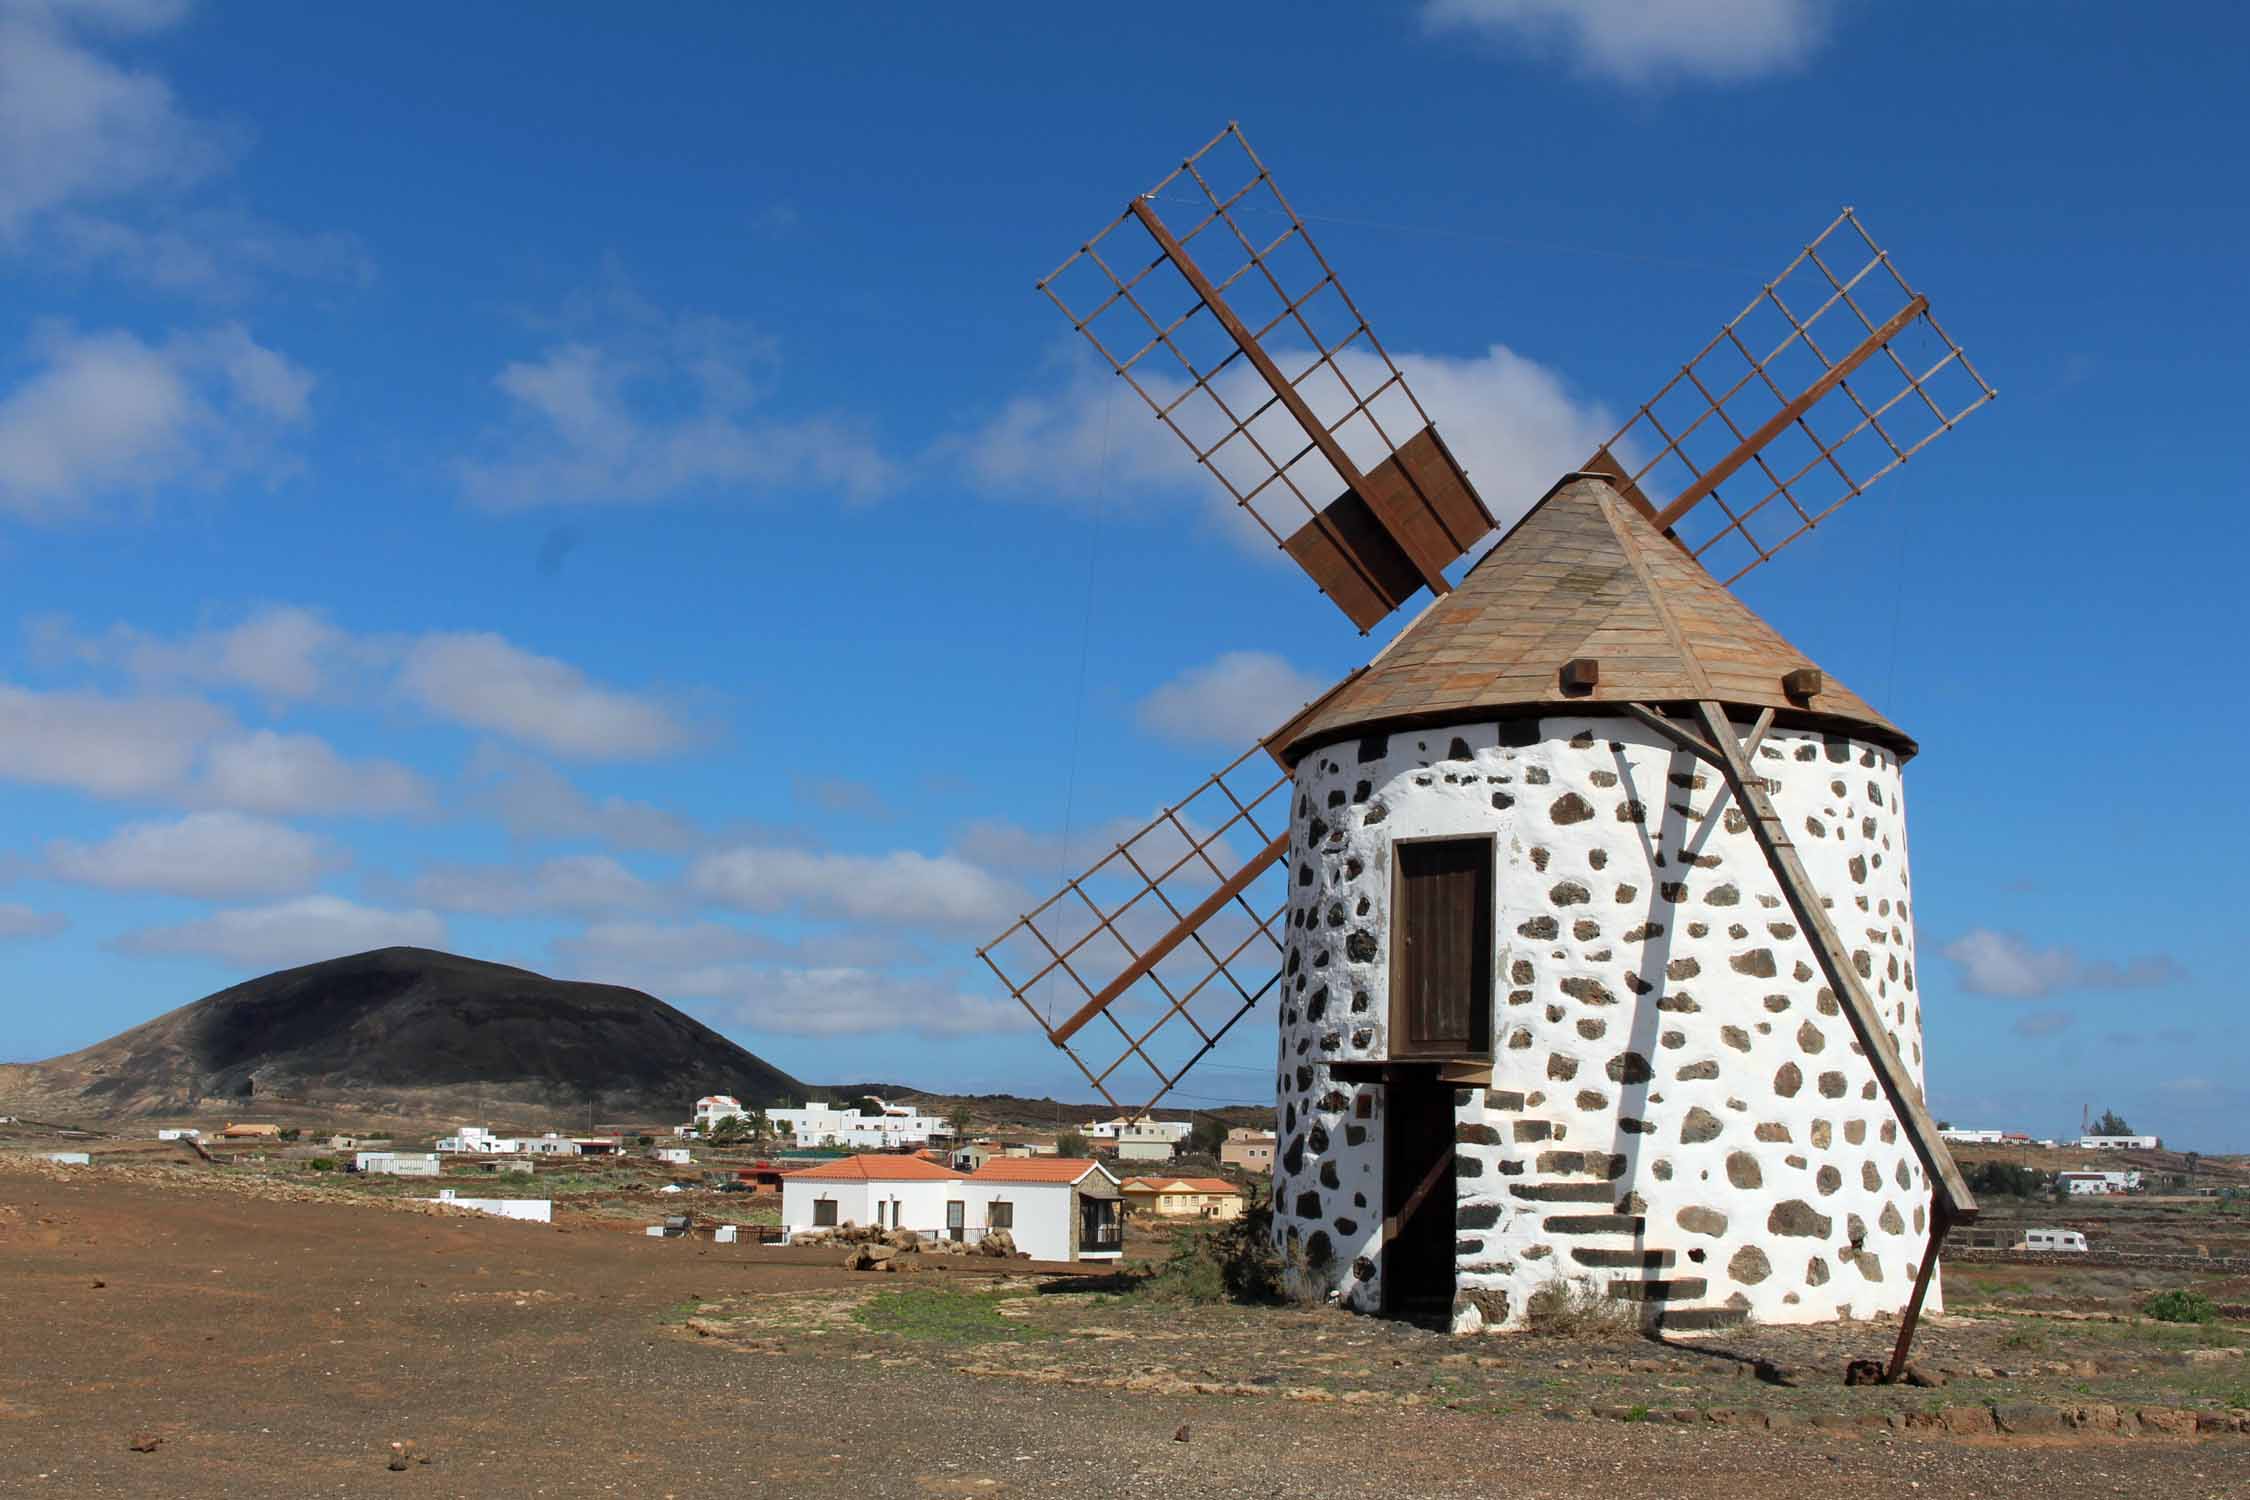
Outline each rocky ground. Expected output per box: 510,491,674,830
4,1154,2248,1497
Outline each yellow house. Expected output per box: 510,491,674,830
1122,1176,1245,1220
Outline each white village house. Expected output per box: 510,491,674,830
2078,1135,2161,1151
780,1155,1123,1263
2059,1169,2142,1196
354,1151,441,1177
695,1094,945,1148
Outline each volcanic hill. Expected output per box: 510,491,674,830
0,947,803,1121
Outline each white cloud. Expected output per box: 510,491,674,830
0,322,313,518
116,893,445,970
702,966,1023,1038
2011,1010,2073,1041
1941,928,2188,1001
1422,0,1834,85
958,341,1609,549
461,745,705,853
50,208,376,298
408,853,661,918
1136,650,1328,750
689,846,1020,929
0,0,224,239
48,809,336,898
35,604,347,698
457,301,898,511
554,919,777,971
0,681,228,797
0,902,68,940
198,730,430,817
398,632,689,760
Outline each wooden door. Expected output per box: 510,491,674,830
1390,837,1494,1057
946,1200,965,1243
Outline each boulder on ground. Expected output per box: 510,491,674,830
977,1229,1017,1258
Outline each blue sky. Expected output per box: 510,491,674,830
1,1,2243,1146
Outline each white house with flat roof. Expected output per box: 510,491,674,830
780,1155,1122,1262
766,1098,943,1149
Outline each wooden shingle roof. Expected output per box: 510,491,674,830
1285,476,1913,759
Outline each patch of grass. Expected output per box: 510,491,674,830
658,1296,705,1325
853,1287,1043,1344
2145,1289,2219,1325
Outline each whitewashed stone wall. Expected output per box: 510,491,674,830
1272,714,1933,1331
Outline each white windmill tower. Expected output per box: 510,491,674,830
979,126,1993,1366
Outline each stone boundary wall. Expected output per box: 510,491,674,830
1950,1247,2250,1275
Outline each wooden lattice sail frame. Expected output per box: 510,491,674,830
976,744,1293,1119
1588,208,1997,584
1037,122,1494,633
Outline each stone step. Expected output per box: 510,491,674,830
1541,1214,1647,1236
1508,1181,1617,1203
1572,1247,1677,1269
1641,1304,1749,1333
1606,1277,1709,1303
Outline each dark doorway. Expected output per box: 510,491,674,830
1382,1070,1456,1323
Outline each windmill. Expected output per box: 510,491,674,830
978,125,1992,1357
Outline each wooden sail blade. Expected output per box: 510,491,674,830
1037,123,1495,633
975,741,1294,1117
1589,208,1995,585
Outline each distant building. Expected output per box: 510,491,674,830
1938,1128,2006,1145
2079,1134,2161,1151
1122,1176,1246,1220
2059,1169,2141,1195
779,1154,1123,1262
41,1152,91,1165
355,1151,440,1177
765,1097,943,1149
423,1190,551,1223
1115,1122,1179,1162
653,1146,693,1165
436,1126,516,1154
520,1134,581,1157
1220,1128,1276,1173
693,1095,748,1129
157,1128,201,1142
220,1123,281,1139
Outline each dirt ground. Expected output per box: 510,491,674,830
3,1162,2246,1498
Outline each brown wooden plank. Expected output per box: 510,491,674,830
1390,424,1495,551
1689,699,1976,1223
1282,489,1425,631
1048,832,1290,1045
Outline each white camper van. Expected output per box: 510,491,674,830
2021,1228,2088,1253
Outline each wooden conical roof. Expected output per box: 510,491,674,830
1285,475,1914,759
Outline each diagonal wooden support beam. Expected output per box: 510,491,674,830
1047,832,1289,1046
1688,701,1975,1220
1686,700,1972,1375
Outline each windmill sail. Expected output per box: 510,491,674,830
1589,207,1996,584
977,742,1294,1118
1037,123,1495,633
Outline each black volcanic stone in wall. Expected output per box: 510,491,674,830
1458,1201,1503,1230
1296,1191,1323,1219
1358,734,1389,763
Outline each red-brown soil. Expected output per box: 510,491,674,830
3,1166,2244,1498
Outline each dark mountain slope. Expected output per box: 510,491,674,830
2,947,802,1119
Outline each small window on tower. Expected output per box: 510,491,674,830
1390,835,1495,1057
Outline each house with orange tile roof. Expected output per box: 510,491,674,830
1121,1175,1246,1220
780,1154,1123,1262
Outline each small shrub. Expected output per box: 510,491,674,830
2144,1289,2218,1325
1143,1194,1297,1305
1522,1276,1639,1339
306,1157,337,1173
